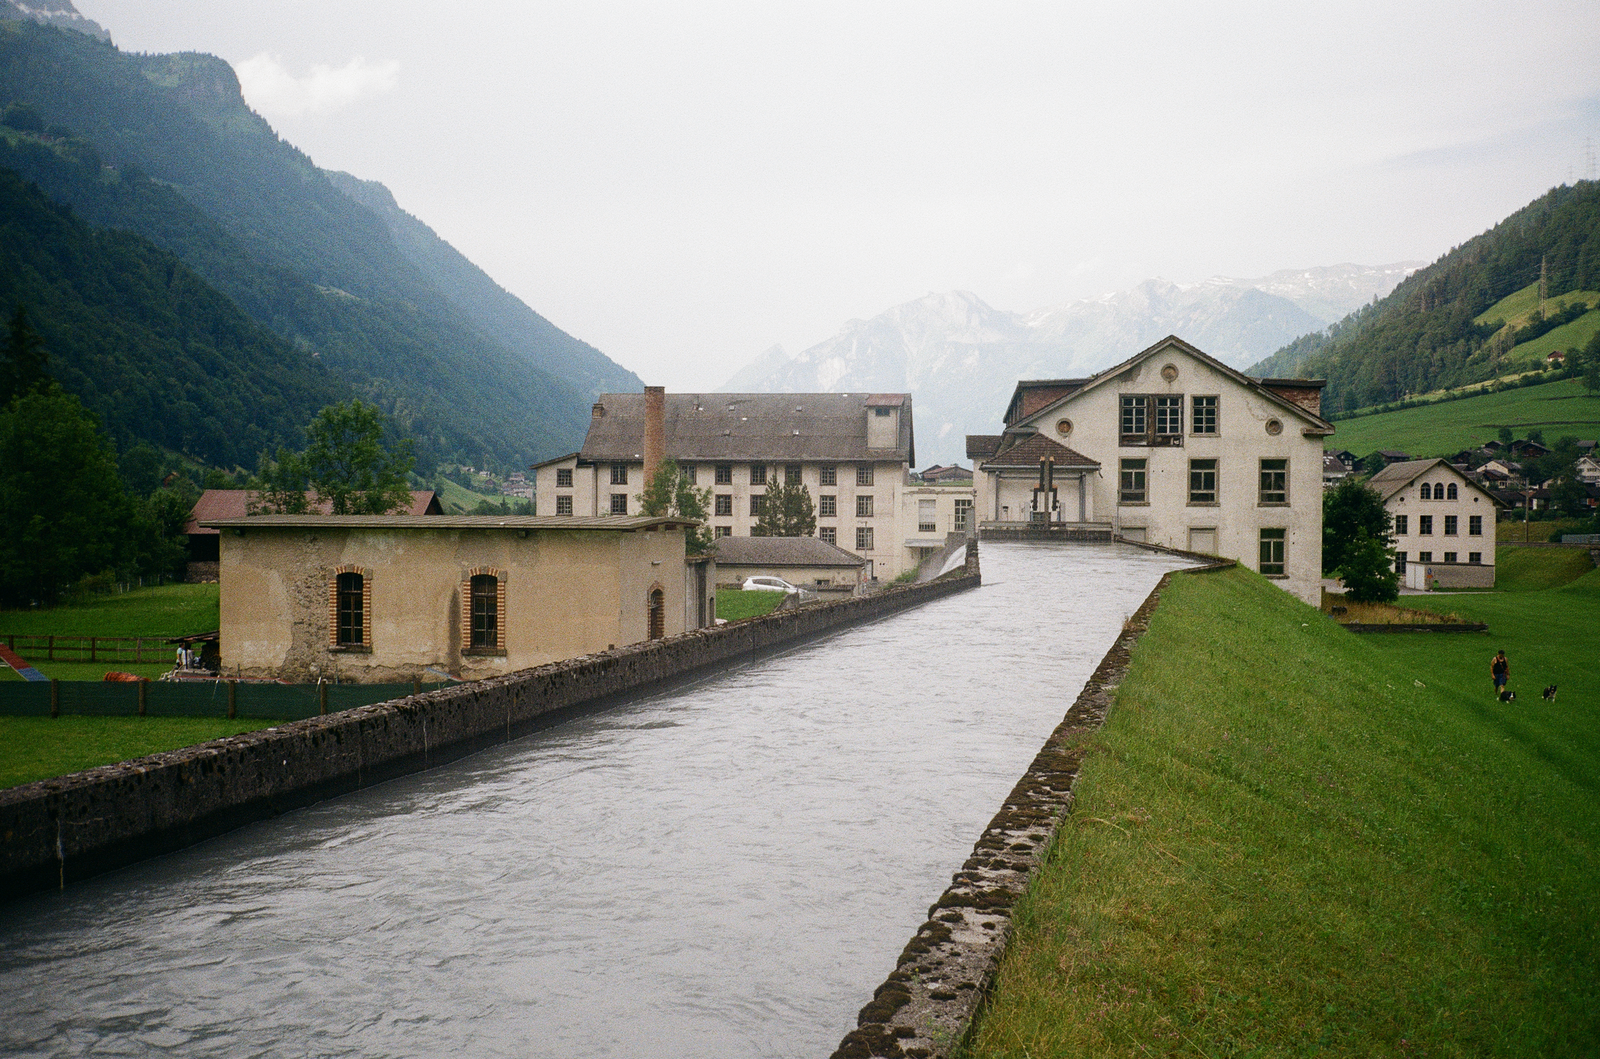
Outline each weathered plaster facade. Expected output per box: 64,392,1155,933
1369,458,1499,589
207,515,699,683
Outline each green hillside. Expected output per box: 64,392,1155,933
1250,181,1600,412
0,18,641,470
1327,377,1600,457
0,167,346,466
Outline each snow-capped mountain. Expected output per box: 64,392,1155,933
720,263,1418,467
0,0,110,41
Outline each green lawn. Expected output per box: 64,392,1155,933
0,582,218,637
1493,544,1599,590
1329,377,1600,457
968,559,1599,1056
715,588,788,622
0,716,282,790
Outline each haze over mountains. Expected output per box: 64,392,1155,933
0,2,640,471
722,264,1417,466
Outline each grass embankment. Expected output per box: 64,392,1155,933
968,560,1599,1056
1329,377,1600,457
0,717,276,790
0,583,219,682
715,588,788,622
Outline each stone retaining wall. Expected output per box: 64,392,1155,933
830,558,1231,1059
0,551,980,903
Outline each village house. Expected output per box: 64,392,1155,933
534,387,933,580
203,513,711,683
967,335,1333,603
711,535,869,595
1367,458,1500,589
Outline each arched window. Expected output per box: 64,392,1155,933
1419,483,1431,500
1447,483,1458,500
329,567,370,648
461,568,506,655
648,588,665,640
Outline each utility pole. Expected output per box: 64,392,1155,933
1539,254,1548,320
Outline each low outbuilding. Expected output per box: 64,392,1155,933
711,535,869,596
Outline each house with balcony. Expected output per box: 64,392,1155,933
967,335,1333,603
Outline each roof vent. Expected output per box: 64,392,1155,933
792,429,800,435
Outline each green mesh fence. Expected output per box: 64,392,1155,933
0,681,431,719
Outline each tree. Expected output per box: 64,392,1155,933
253,400,415,515
0,305,51,406
1497,425,1515,446
638,458,713,554
1580,331,1600,394
0,391,134,606
753,476,816,538
1323,477,1393,573
1337,531,1400,603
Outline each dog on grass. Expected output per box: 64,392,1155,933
1543,685,1558,702
1499,689,1517,703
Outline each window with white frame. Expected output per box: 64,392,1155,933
1191,395,1218,434
610,464,628,485
855,526,874,550
1120,395,1148,441
1155,395,1184,438
819,526,837,545
556,468,573,488
820,465,837,486
856,495,874,517
556,495,572,516
856,465,874,486
954,498,972,533
819,495,836,517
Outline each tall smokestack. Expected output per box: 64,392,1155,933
644,386,665,485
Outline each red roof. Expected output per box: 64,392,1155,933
184,489,442,535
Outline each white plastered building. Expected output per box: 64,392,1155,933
1367,458,1500,589
967,336,1334,604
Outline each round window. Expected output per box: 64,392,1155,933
1265,418,1283,436
1160,363,1179,381
1056,418,1073,436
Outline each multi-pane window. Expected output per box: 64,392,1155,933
820,465,837,486
785,464,802,485
818,495,836,517
856,465,874,486
1469,551,1482,564
819,526,837,545
715,464,732,485
1394,514,1408,535
1120,395,1148,440
1443,552,1458,563
1119,458,1147,503
1419,551,1433,563
855,527,874,550
1259,528,1286,576
1469,515,1483,536
335,571,364,646
1420,483,1431,500
918,499,936,533
610,493,628,514
1447,483,1458,499
556,495,573,516
610,464,628,485
1259,459,1288,504
469,574,499,650
1191,395,1218,434
715,494,733,517
1418,515,1433,535
683,464,697,485
715,525,732,538
556,468,573,488
856,495,874,517
954,498,972,533
750,464,767,486
750,494,767,516
1395,551,1407,571
1155,395,1184,437
1188,459,1218,504
1444,515,1458,535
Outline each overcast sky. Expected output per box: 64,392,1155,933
73,0,1600,391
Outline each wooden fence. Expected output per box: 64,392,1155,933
2,635,176,666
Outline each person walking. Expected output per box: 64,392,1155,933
1491,649,1509,699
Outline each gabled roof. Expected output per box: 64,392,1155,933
712,535,868,568
579,392,914,465
185,489,441,536
1003,380,1087,427
202,514,696,531
966,434,1003,461
1013,336,1335,437
1366,458,1502,506
979,432,1101,471
530,451,579,470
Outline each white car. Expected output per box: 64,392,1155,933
742,576,800,594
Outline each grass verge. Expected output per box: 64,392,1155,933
965,564,1599,1056
715,588,788,622
0,716,283,790
0,583,219,638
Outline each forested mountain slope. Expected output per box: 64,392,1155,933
1249,181,1600,413
0,167,348,466
0,17,640,467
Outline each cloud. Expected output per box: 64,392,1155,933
234,53,399,118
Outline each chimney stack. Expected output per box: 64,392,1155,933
643,386,665,485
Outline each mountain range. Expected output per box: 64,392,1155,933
723,264,1417,467
0,3,640,471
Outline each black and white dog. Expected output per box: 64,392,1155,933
1543,685,1558,702
1499,689,1517,703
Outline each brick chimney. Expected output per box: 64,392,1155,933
643,386,665,485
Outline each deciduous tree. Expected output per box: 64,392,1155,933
1323,478,1399,602
253,400,415,515
638,458,713,554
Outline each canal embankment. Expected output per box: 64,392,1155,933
0,552,978,901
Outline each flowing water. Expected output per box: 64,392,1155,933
0,542,1192,1058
